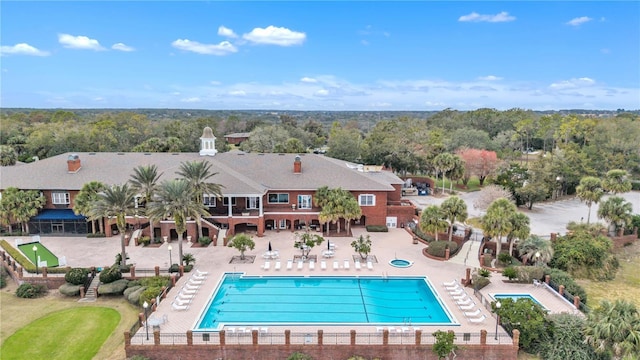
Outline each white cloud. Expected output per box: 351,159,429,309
111,43,135,52
58,34,105,50
218,26,238,38
242,26,306,46
229,90,246,96
0,43,50,56
549,77,596,90
566,16,592,26
458,11,516,23
477,75,503,81
210,81,222,85
300,77,317,83
181,97,201,103
314,89,330,96
171,39,238,55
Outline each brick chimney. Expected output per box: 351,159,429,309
293,155,302,174
67,154,81,173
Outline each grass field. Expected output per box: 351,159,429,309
0,282,139,360
18,242,59,267
576,240,640,310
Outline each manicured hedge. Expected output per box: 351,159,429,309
427,241,459,258
99,265,123,284
59,283,81,296
544,268,588,305
366,225,388,232
98,279,129,295
16,282,47,298
65,267,89,285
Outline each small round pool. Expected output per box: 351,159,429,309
389,259,413,268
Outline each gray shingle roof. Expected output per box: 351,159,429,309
1,151,403,195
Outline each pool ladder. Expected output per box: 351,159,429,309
403,317,412,326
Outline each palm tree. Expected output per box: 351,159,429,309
146,179,209,266
433,153,455,195
341,193,362,234
598,196,633,236
447,155,465,193
12,190,46,234
440,196,468,243
419,205,448,242
516,235,553,266
90,184,136,267
585,299,640,360
481,198,516,256
576,176,604,224
506,212,530,256
602,169,632,195
74,181,107,234
130,164,162,240
177,161,223,239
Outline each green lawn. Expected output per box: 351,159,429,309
1,307,120,360
433,176,483,193
18,242,59,267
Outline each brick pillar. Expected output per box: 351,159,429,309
445,248,450,260
130,266,136,278
187,330,193,345
465,268,471,285
171,275,177,287
154,329,160,345
480,330,487,345
252,329,258,345
383,329,389,345
550,233,557,241
479,254,485,267
18,267,23,278
94,286,99,298
318,330,323,345
545,274,550,284
124,331,132,346
139,312,145,327
415,329,422,345
161,286,167,299
220,330,226,346
512,329,520,345
285,330,291,345
574,296,580,308
80,286,85,298
350,330,356,346
179,265,184,277
559,285,565,296
42,267,48,278
154,266,160,276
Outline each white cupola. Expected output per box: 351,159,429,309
199,127,218,156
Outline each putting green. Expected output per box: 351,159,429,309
18,242,59,268
1,307,120,360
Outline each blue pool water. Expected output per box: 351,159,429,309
196,274,456,330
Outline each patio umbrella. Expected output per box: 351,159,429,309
268,241,272,252
327,240,331,250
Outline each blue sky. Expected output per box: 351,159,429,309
1,1,638,111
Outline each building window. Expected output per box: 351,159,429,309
297,195,312,209
223,197,236,206
358,194,375,206
203,194,217,207
246,197,259,209
268,193,289,204
52,192,70,205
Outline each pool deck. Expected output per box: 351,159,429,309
8,228,580,343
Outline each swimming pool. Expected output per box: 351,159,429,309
196,274,457,330
491,293,547,310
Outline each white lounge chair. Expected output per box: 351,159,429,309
464,309,482,318
355,260,361,270
192,273,206,280
181,288,197,295
444,283,460,291
452,293,468,301
320,260,327,270
456,297,473,305
367,261,374,270
297,260,304,270
443,280,457,287
184,283,200,291
274,261,281,270
286,259,293,270
172,302,188,311
533,279,542,287
263,261,270,270
188,279,204,286
195,269,209,276
173,297,190,306
177,292,195,300
333,260,340,270
449,288,465,296
468,315,487,324
309,260,315,270
459,303,476,311
343,259,350,270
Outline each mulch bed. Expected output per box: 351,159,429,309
229,255,255,264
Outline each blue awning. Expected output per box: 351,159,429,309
33,209,86,221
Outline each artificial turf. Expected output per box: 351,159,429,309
18,242,59,268
1,307,120,360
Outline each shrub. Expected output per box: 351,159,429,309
479,268,491,278
140,286,164,306
86,232,106,238
126,286,146,305
59,283,81,296
471,274,490,290
503,266,518,280
16,283,47,298
169,264,193,273
286,352,314,360
65,268,89,285
427,241,458,258
99,265,123,284
544,268,588,304
182,253,195,266
98,279,129,295
123,285,142,298
365,225,388,232
140,276,170,288
198,236,212,246
498,253,513,266
515,266,545,283
138,236,151,246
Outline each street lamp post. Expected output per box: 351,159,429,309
143,301,149,340
494,301,502,340
32,245,38,275
168,245,173,268
535,251,541,266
